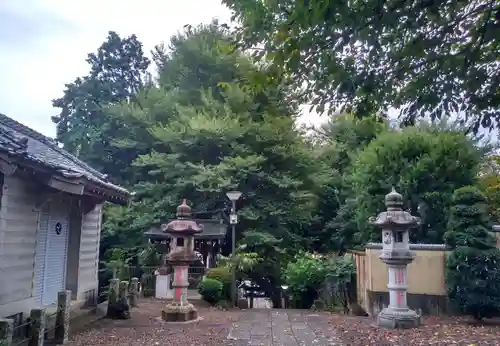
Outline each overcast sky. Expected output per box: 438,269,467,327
0,0,322,138
2,1,492,142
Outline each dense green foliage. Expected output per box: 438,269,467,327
224,0,500,132
444,186,497,249
324,255,357,313
478,154,500,220
50,18,496,310
206,267,232,300
282,253,357,309
283,253,327,308
52,31,151,183
445,186,500,320
345,127,482,245
198,278,224,304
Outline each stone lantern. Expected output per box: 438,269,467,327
160,199,203,322
368,188,421,329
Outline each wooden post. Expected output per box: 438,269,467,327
129,278,139,308
249,290,254,309
29,308,46,346
55,290,71,344
0,318,14,346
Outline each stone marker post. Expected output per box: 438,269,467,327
29,308,46,346
55,290,71,344
119,281,129,299
368,188,421,329
117,281,131,319
0,318,14,346
129,277,139,307
106,278,120,318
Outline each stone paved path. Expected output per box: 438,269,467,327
226,310,343,346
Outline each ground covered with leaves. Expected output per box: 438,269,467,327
68,299,243,346
69,298,500,346
330,314,500,345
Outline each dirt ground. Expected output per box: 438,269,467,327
69,298,500,345
329,313,500,345
68,299,244,346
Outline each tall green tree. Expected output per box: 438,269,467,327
114,84,322,302
99,21,297,186
308,114,389,252
100,23,324,303
345,126,483,245
51,31,150,181
444,186,500,320
224,0,500,132
152,20,298,117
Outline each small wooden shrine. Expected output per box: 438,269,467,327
145,215,227,269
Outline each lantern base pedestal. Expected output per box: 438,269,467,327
161,303,198,322
377,307,421,329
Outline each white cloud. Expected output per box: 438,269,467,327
0,0,232,137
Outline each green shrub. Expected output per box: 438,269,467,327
206,267,231,299
324,254,357,313
198,278,223,304
444,186,500,320
446,247,500,319
282,253,326,309
443,186,496,250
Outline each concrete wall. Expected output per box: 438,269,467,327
354,244,451,316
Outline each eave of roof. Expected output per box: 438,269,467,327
0,115,130,204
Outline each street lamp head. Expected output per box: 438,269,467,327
226,190,242,202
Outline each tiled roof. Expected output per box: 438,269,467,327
0,126,29,155
0,113,129,196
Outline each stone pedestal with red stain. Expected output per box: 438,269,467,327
160,199,203,322
369,188,422,329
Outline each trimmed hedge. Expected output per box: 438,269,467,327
206,267,232,300
198,278,223,304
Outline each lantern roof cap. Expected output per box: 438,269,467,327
369,188,420,229
160,199,203,235
176,198,191,218
385,187,403,210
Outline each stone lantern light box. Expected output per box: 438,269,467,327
369,188,422,329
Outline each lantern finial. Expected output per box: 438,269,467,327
176,198,191,218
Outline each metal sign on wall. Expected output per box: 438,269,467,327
55,222,62,235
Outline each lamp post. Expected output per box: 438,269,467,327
226,190,242,308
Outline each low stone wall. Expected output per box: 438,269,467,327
366,291,451,316
353,243,451,316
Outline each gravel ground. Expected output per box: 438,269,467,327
330,314,500,345
68,299,243,346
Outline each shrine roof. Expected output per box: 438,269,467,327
0,113,130,204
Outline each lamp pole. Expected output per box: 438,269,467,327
226,191,242,308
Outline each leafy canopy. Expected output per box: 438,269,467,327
224,0,500,132
95,23,327,302
51,31,151,183
345,126,482,244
